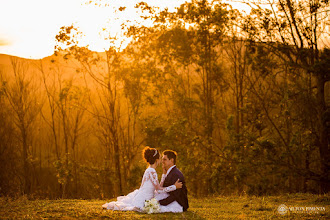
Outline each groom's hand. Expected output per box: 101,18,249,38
174,179,183,189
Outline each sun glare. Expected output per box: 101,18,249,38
74,0,185,52
0,0,249,59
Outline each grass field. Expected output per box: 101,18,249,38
0,193,329,219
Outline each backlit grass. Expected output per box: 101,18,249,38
0,193,329,219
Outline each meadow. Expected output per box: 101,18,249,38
0,193,329,219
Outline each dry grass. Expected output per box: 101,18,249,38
0,193,329,219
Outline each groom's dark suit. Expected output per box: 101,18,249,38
159,166,189,211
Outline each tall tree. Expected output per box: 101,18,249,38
4,58,41,195
55,25,127,196
242,0,330,192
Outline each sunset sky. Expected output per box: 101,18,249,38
0,0,249,59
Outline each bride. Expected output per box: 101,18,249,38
102,147,183,212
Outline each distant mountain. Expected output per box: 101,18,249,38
0,51,109,90
0,52,84,78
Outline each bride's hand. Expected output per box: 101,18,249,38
174,179,183,189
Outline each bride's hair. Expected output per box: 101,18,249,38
143,146,160,165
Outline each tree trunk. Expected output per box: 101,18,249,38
22,129,30,195
317,74,330,193
113,140,123,195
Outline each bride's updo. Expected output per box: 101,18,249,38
143,146,160,165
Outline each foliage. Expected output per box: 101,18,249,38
0,0,329,199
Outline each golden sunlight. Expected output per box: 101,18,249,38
0,0,249,59
1,0,329,215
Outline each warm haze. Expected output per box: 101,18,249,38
0,0,249,59
0,0,329,218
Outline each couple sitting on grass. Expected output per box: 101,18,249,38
102,147,189,213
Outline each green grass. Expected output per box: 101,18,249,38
0,193,329,219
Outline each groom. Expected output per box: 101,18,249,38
159,150,189,211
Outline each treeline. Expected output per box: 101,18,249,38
0,0,329,199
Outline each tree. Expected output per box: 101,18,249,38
242,0,330,192
3,57,41,195
39,58,89,198
0,68,19,196
54,25,131,196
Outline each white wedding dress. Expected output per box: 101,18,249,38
102,167,183,213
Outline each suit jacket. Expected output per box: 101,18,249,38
159,166,189,211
